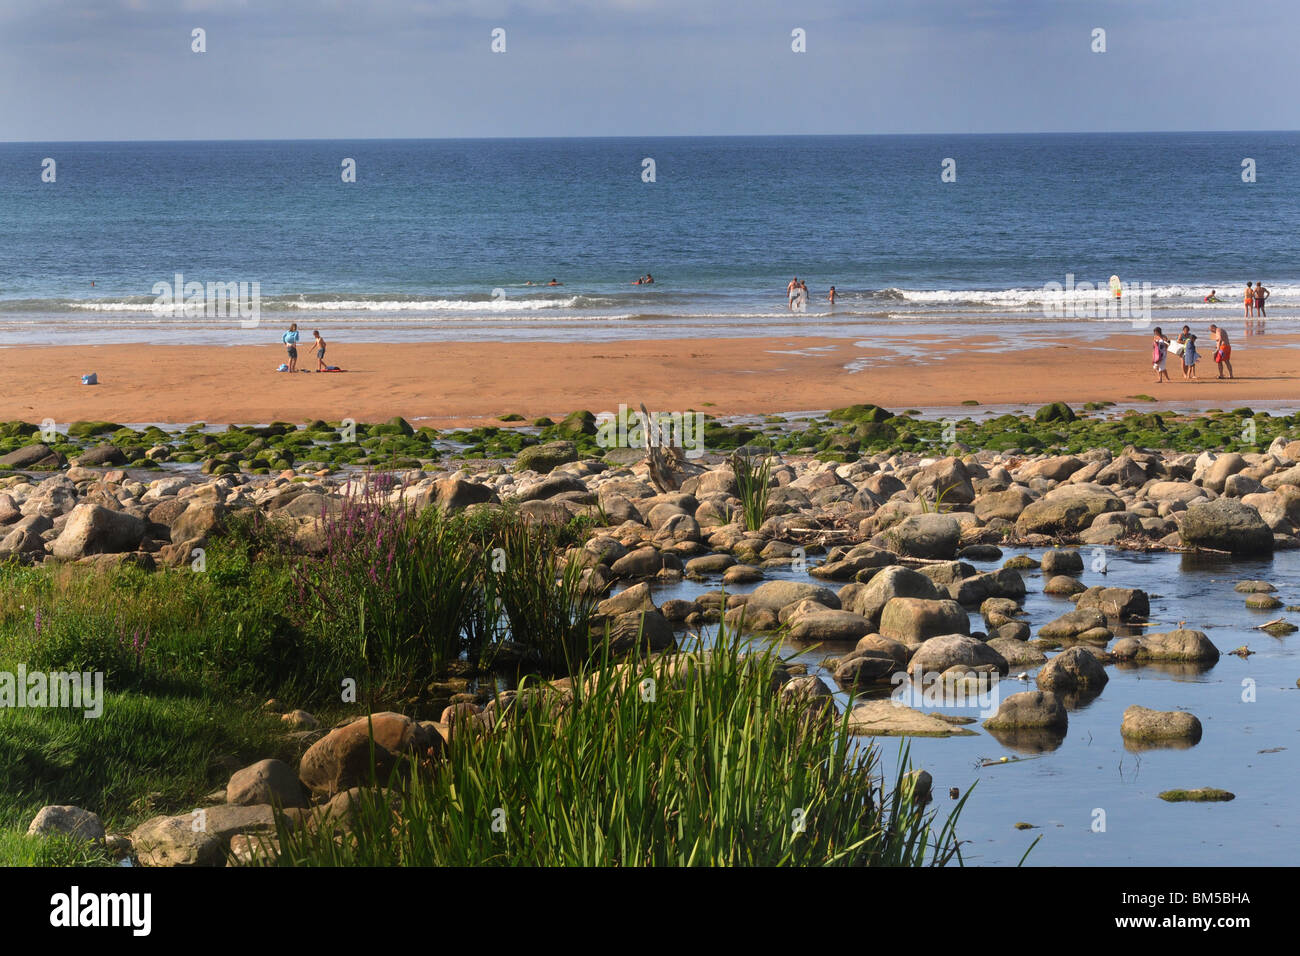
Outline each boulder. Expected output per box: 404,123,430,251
1040,549,1084,575
434,478,499,511
0,443,64,469
987,637,1047,666
853,633,912,666
884,513,961,559
879,597,970,645
50,503,145,559
974,488,1034,522
1038,607,1107,640
745,580,840,615
601,609,676,655
1178,499,1273,554
846,700,978,737
515,441,578,473
132,804,276,867
27,805,105,844
1120,705,1203,742
226,758,308,808
1112,629,1219,663
610,546,665,577
983,691,1067,730
833,653,900,688
1015,484,1124,535
74,444,128,467
1015,456,1084,483
786,609,874,643
847,565,941,623
1043,574,1086,596
171,499,227,542
298,712,427,798
907,457,974,505
596,581,656,616
1036,646,1109,692
1075,586,1150,620
908,634,1009,678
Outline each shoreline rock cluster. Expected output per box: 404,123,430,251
15,418,1285,864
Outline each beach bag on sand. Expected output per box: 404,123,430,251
277,363,289,372
81,373,97,385
1170,341,1185,356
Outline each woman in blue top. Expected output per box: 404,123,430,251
283,323,301,372
1177,325,1199,381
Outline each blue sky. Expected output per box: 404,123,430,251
2,0,1297,140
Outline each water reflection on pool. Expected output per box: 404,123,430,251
640,546,1300,866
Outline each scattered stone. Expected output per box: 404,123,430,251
1036,646,1109,692
983,691,1067,731
27,805,105,845
1121,705,1202,743
846,700,978,737
227,758,308,808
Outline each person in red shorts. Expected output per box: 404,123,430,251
1209,324,1233,380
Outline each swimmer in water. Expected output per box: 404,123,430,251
548,278,562,286
827,285,837,308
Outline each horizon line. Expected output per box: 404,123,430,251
3,129,1298,146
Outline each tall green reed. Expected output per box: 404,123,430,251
273,627,968,867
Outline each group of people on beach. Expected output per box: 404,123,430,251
282,323,328,372
1151,324,1232,383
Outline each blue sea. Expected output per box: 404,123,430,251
0,133,1297,345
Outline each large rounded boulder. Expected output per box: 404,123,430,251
1177,499,1273,554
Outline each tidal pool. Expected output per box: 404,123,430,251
644,546,1300,866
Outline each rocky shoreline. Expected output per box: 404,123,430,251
11,402,1297,865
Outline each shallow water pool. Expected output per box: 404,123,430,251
644,546,1300,866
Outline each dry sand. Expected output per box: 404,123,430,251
2,332,1297,427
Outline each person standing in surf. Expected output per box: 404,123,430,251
827,285,838,309
1244,282,1255,319
787,276,799,311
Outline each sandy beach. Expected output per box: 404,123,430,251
2,331,1297,427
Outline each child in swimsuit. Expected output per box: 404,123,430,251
312,330,327,371
1152,328,1171,384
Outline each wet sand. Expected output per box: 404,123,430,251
2,331,1297,427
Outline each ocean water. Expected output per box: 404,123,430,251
0,133,1298,345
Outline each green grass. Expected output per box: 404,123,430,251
0,689,300,857
0,830,116,866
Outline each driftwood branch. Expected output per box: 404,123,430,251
641,402,686,493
